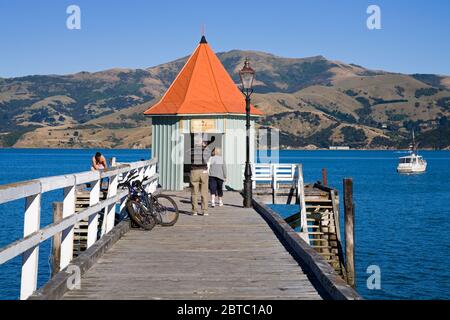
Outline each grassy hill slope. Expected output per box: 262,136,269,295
1,50,449,149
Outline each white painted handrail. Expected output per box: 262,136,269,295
0,158,158,300
251,163,297,189
295,164,309,245
251,163,309,243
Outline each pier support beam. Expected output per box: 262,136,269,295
322,168,328,186
343,178,355,288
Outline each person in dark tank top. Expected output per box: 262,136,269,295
190,134,214,216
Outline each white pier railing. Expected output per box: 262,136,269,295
252,163,297,189
252,163,308,238
0,158,158,300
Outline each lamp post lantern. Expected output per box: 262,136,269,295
239,58,255,208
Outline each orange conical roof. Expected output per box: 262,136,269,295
144,37,263,116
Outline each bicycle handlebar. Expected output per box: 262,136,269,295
118,174,150,190
118,173,138,188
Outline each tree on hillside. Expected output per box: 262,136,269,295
439,116,449,127
403,120,422,132
341,126,367,148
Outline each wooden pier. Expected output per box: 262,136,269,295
0,159,360,300
61,191,322,300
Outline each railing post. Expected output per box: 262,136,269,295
60,183,76,270
149,163,157,193
51,202,63,277
20,193,41,300
143,165,151,193
119,194,128,218
119,169,131,217
87,178,100,248
297,164,309,244
344,178,355,288
272,164,277,190
103,174,118,235
138,166,145,182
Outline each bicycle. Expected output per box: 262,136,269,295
119,173,179,230
119,173,156,230
132,176,179,227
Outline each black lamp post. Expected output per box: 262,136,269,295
239,58,255,208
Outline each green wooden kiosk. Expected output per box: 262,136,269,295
144,36,263,191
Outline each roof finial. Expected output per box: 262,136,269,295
200,24,207,43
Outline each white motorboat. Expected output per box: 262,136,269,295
397,131,427,174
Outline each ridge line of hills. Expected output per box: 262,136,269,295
1,50,449,149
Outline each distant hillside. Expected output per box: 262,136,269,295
1,49,450,149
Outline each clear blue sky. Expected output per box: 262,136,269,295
0,0,449,78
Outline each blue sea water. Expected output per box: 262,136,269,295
0,149,150,300
0,148,449,300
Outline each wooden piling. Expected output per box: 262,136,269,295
343,178,355,288
322,168,328,186
51,202,63,277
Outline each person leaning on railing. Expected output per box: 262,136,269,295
91,152,108,171
91,152,109,191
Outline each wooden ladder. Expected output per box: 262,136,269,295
73,186,107,258
305,185,345,276
285,182,346,277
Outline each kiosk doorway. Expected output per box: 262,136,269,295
183,133,223,184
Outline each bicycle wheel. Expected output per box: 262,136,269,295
126,199,156,230
153,194,179,227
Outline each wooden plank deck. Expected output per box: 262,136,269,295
62,191,323,300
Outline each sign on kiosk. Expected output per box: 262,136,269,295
190,119,216,133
